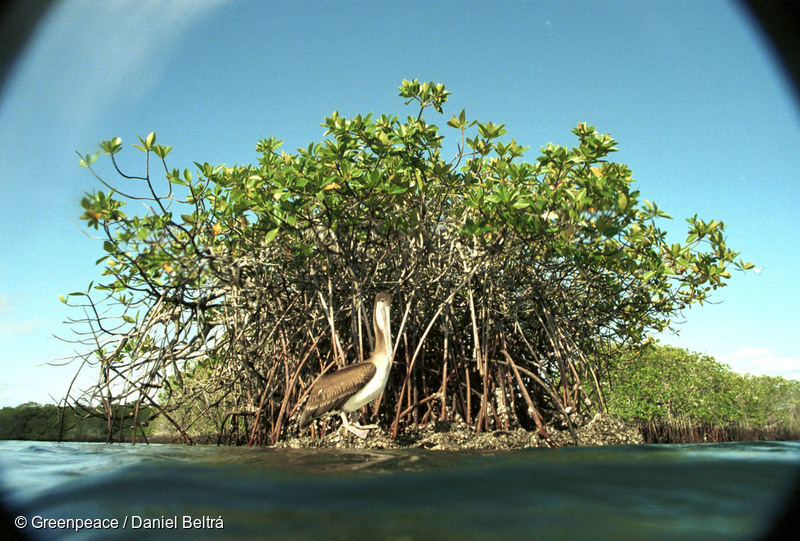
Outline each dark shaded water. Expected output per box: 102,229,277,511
1,440,798,540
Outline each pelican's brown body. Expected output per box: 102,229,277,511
298,293,393,438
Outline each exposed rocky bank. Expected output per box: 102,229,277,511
275,413,644,450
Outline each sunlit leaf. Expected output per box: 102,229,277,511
264,227,280,244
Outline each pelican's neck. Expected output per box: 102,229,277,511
372,298,392,363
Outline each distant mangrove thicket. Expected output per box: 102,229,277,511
604,346,800,442
0,402,155,442
61,80,755,445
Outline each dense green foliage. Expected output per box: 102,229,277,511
63,80,751,444
0,402,155,442
604,345,800,438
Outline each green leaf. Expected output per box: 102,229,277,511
512,199,531,209
447,109,467,130
264,227,280,245
153,144,173,159
134,132,157,152
100,137,123,155
78,150,100,167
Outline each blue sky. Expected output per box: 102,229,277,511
0,1,798,407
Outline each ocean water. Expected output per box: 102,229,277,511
1,440,798,540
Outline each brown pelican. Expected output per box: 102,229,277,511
298,292,393,439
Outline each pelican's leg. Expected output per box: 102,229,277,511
340,412,370,439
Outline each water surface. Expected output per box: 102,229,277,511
1,440,798,540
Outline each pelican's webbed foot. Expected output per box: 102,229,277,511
340,413,377,439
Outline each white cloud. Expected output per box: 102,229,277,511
0,294,42,335
723,347,800,381
730,347,774,359
0,320,38,337
0,381,42,407
0,371,75,407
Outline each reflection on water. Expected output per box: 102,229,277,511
1,440,798,540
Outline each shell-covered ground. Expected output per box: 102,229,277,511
275,413,644,450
